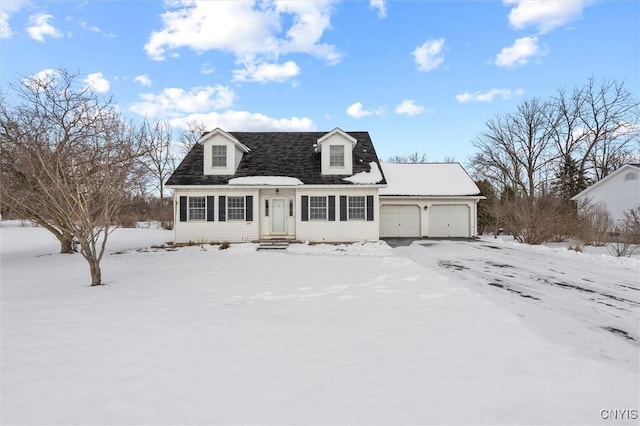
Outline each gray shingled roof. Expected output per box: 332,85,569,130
166,131,387,186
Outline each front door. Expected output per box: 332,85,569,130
271,199,286,234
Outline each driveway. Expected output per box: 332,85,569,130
393,237,640,372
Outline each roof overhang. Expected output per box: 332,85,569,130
199,128,251,153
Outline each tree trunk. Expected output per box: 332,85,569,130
89,259,102,286
59,230,73,254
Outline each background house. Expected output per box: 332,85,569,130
572,164,640,227
379,162,483,238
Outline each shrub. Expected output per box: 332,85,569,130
219,241,231,250
575,201,613,246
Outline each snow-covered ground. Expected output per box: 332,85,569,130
1,221,638,425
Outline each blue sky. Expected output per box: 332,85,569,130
1,0,638,163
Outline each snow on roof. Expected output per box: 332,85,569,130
379,162,481,196
227,176,304,186
342,162,384,184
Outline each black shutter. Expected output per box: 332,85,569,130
339,196,347,221
219,196,226,222
301,196,309,221
366,195,374,221
206,196,215,222
179,196,187,222
328,196,336,221
245,195,253,221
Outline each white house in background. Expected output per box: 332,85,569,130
165,128,483,243
571,164,640,226
379,162,483,238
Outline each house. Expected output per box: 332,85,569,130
165,128,483,243
571,164,640,226
379,162,483,238
166,128,386,243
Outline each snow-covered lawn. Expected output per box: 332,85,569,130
1,222,638,425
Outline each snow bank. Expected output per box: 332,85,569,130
287,240,392,256
228,176,304,186
343,161,383,184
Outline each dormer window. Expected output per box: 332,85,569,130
212,145,227,168
330,145,344,167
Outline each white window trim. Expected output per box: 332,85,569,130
309,196,328,221
227,196,245,221
348,196,365,220
329,145,345,168
188,196,206,221
212,145,227,168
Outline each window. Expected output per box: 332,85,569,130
212,145,227,168
624,172,638,181
289,199,294,216
348,196,365,220
330,145,344,167
189,197,206,221
265,199,269,216
309,196,327,220
227,196,245,220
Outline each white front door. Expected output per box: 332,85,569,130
271,199,287,234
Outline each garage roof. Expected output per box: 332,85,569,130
380,162,482,196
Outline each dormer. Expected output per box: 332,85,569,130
199,128,250,176
317,128,357,175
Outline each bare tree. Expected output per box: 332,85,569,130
0,69,143,286
178,120,207,156
472,98,557,199
387,151,428,163
554,78,640,182
140,119,175,228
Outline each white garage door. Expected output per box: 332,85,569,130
428,205,470,237
380,205,420,237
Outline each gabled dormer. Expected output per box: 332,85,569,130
200,128,251,175
317,128,357,175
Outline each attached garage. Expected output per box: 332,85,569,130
379,162,484,239
428,204,470,237
380,205,420,237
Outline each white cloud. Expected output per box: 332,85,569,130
412,38,445,72
395,99,425,116
144,0,340,83
129,85,236,118
168,111,315,132
134,74,152,87
1,11,12,38
26,13,63,42
495,36,546,68
233,60,300,83
84,72,110,93
78,19,115,37
346,102,383,119
505,0,587,34
1,0,29,38
456,88,525,103
201,63,215,75
370,0,387,18
22,68,57,89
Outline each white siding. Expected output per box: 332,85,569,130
173,188,259,243
574,166,640,224
296,188,379,242
318,133,354,176
201,134,245,176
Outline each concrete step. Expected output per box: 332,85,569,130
257,242,290,251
